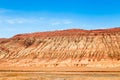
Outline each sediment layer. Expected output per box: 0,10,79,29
0,28,120,70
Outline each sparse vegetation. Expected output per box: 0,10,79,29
0,72,120,80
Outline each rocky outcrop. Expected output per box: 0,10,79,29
0,28,120,70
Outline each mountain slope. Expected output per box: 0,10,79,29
0,28,120,71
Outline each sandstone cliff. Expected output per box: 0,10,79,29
0,28,120,70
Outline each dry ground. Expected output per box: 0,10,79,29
0,72,120,80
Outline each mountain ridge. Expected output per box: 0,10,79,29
0,27,120,71
12,27,120,38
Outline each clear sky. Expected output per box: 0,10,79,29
0,0,120,38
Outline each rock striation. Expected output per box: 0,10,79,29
0,27,120,71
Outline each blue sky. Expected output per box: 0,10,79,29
0,0,120,38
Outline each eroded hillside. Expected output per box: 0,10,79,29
0,28,120,70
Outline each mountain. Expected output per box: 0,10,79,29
0,27,120,71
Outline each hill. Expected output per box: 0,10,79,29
0,27,120,71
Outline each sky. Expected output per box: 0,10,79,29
0,0,120,38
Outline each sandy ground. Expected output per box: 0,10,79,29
0,66,120,72
0,72,120,80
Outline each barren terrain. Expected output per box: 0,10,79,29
0,72,120,80
0,27,120,71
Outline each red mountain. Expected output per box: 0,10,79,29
0,27,120,71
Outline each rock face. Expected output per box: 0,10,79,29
0,28,120,70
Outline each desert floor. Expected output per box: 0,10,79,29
0,71,120,80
